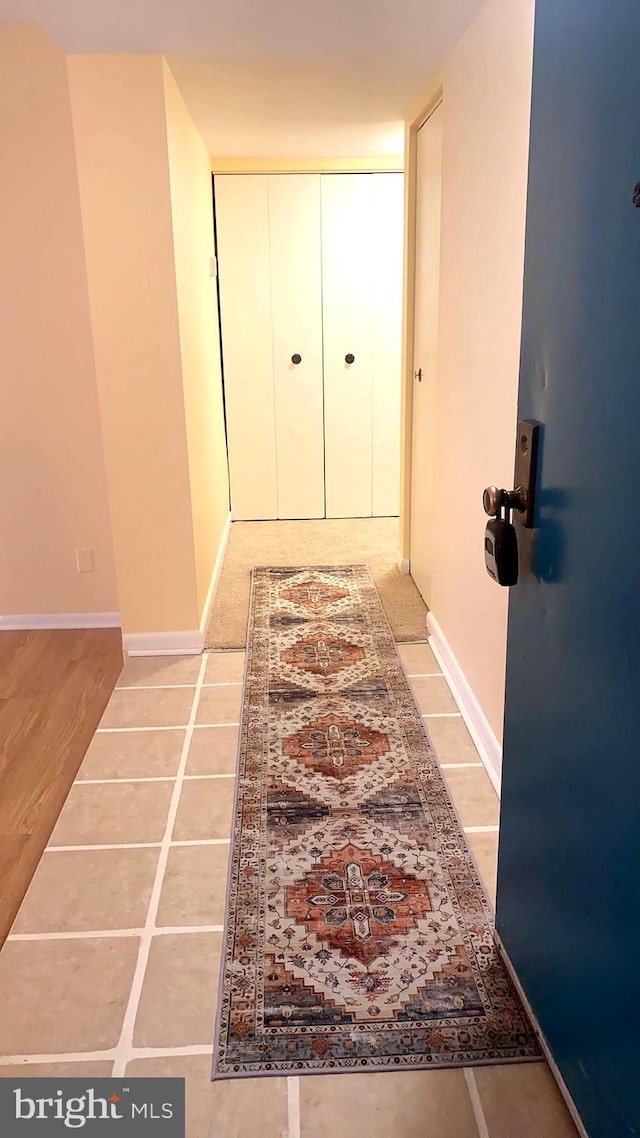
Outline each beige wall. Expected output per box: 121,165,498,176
163,62,230,618
0,25,118,618
403,0,534,744
69,54,229,636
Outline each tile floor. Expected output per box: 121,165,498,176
0,644,579,1138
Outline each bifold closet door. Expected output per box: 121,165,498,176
268,175,324,519
215,175,278,520
321,175,375,518
371,173,404,516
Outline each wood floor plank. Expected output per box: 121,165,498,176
0,628,123,947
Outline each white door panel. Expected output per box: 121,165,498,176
215,175,278,520
321,174,374,518
268,175,324,519
410,105,443,605
371,173,404,516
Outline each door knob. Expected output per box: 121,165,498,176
345,353,355,365
415,368,423,382
483,486,526,518
291,353,302,365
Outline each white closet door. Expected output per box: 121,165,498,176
410,104,443,606
215,175,278,521
268,175,324,519
321,174,375,519
371,173,404,516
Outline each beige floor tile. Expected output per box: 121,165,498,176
11,847,159,934
300,1069,478,1138
425,716,481,766
443,766,500,828
398,642,440,675
173,779,235,841
157,844,229,927
125,1054,288,1138
50,781,173,846
100,688,195,729
133,932,220,1048
117,654,202,688
186,727,239,776
196,685,242,726
409,676,458,715
0,1062,114,1077
0,937,139,1055
472,1062,579,1138
78,728,185,780
466,831,499,906
205,651,245,684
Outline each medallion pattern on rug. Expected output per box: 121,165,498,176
214,566,539,1076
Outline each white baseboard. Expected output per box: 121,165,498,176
199,511,232,637
427,611,502,794
123,513,232,658
494,932,589,1138
0,612,121,631
396,554,410,575
122,630,204,657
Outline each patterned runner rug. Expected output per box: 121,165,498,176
214,566,539,1077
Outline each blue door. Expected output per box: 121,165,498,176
497,3,640,1136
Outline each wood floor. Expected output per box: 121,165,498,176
0,628,123,949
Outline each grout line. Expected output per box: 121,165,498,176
97,726,185,734
407,672,443,678
194,722,240,729
8,929,144,942
170,838,231,847
117,684,196,691
75,777,176,785
183,774,235,781
440,762,483,769
464,825,499,834
153,925,224,936
111,653,209,1079
464,1069,491,1138
126,1044,214,1061
116,682,243,691
71,774,235,786
422,712,462,719
96,723,239,734
7,925,225,943
287,1075,301,1138
46,843,163,853
0,1045,215,1068
45,839,231,853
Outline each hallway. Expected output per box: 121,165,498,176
0,556,577,1135
205,518,428,648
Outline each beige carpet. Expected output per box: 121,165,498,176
205,517,428,649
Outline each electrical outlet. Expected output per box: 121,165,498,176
76,547,94,573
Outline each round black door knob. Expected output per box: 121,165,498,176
291,353,302,365
345,353,355,364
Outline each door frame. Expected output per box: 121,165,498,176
399,87,443,570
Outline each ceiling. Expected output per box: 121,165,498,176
0,0,485,157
